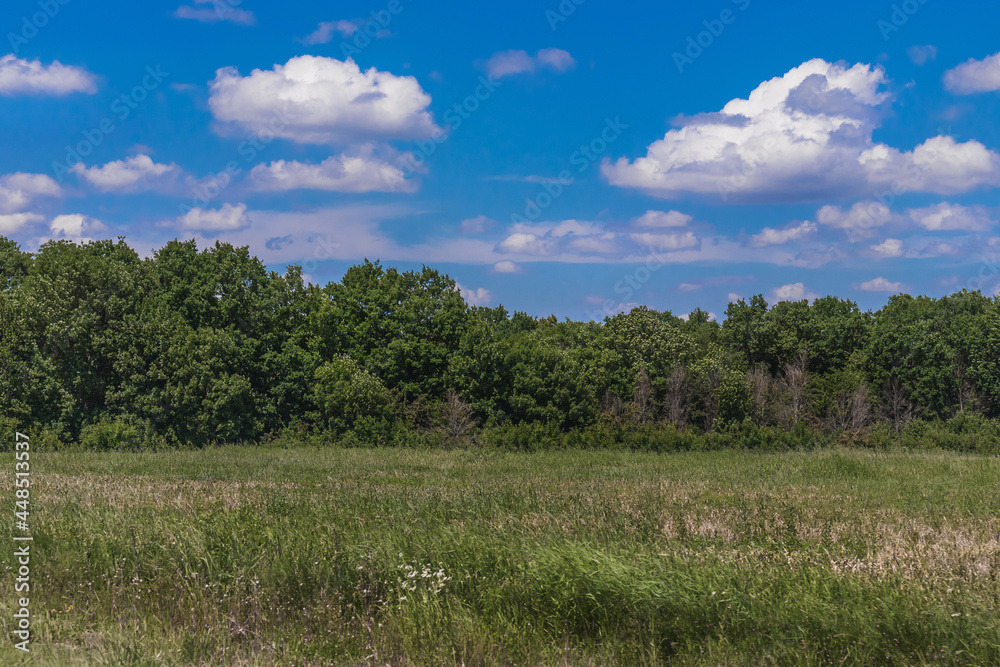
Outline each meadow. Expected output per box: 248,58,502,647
2,445,999,665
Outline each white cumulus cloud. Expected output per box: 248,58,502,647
208,55,440,144
634,210,692,227
493,260,519,273
178,203,250,231
250,146,415,193
0,55,96,96
49,214,106,242
457,283,492,306
871,238,903,257
0,213,43,234
772,282,818,302
817,201,893,235
859,276,903,292
944,52,1000,94
750,221,816,247
906,203,992,231
603,58,1000,201
0,173,61,214
70,155,181,192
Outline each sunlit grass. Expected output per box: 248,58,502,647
1,446,999,665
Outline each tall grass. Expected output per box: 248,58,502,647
2,447,999,664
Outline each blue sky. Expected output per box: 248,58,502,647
2,0,1000,320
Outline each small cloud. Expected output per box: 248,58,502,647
457,283,492,306
49,214,105,242
871,238,903,257
859,276,902,292
249,147,415,193
677,282,701,292
630,231,699,251
772,282,818,302
817,201,893,238
174,0,256,26
944,51,1000,94
535,48,576,72
0,55,96,96
727,292,742,303
907,45,938,66
485,48,576,79
300,20,363,45
634,210,691,228
266,235,293,251
71,155,181,192
907,203,992,231
493,260,519,273
750,221,816,247
460,215,495,234
178,203,250,231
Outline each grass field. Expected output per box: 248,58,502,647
2,445,999,665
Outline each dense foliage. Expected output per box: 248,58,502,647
1,235,999,451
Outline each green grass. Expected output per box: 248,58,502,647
2,446,1000,665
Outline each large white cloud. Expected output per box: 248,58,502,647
208,56,439,144
0,173,61,214
0,55,96,96
70,155,181,192
250,146,415,193
944,52,1000,94
603,58,1000,201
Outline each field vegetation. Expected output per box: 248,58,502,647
2,446,998,665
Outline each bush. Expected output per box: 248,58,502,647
79,419,144,451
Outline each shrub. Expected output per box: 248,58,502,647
79,419,144,451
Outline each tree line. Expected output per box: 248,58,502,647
1,235,999,452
